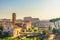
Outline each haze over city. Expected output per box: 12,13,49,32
0,0,60,40
0,0,60,20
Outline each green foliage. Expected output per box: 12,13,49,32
0,25,3,31
50,18,60,22
50,18,60,28
52,28,60,35
32,27,34,29
33,27,38,32
0,25,3,38
26,32,48,40
42,31,46,35
52,28,57,34
34,29,37,32
27,28,32,32
3,32,11,37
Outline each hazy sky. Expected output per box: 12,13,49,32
0,0,60,20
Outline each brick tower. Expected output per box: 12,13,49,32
12,13,16,24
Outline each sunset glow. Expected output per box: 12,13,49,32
0,0,60,20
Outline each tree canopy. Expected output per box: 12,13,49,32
50,18,60,22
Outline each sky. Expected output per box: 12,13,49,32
0,0,60,20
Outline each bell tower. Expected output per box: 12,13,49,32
12,13,16,24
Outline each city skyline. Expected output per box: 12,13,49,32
0,0,60,20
